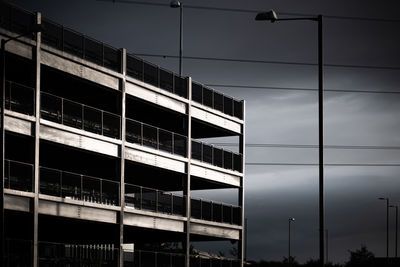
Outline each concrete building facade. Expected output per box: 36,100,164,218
0,2,245,266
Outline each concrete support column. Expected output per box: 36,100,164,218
184,77,192,267
238,101,245,267
119,48,127,267
33,12,42,267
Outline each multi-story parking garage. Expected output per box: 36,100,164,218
0,2,245,267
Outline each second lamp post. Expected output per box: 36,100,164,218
288,218,295,267
379,197,390,258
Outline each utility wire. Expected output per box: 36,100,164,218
207,84,400,95
214,143,400,150
136,53,400,71
101,0,400,23
100,0,400,71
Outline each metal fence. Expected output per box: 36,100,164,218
125,183,241,225
192,140,242,173
127,53,188,99
41,17,121,72
39,166,120,206
134,250,185,267
190,256,240,267
191,198,241,225
126,118,187,157
5,80,35,115
0,2,36,38
39,242,119,267
192,81,243,120
125,183,185,216
40,92,121,139
4,159,34,192
1,3,245,120
4,239,33,267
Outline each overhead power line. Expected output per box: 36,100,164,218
136,53,400,71
100,0,400,23
207,84,400,95
214,143,400,150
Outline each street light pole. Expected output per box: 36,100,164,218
317,15,324,267
288,218,295,267
390,205,398,258
379,197,390,259
1,23,42,266
255,10,324,266
170,0,183,76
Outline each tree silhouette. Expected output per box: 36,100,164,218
345,245,374,267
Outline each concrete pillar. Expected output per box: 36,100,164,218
238,100,245,267
33,11,42,267
119,48,127,267
184,77,192,267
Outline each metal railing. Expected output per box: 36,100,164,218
39,241,120,267
127,53,188,99
192,140,243,173
39,166,120,206
5,239,33,267
126,118,187,157
5,80,35,116
1,2,245,119
125,183,185,216
192,81,243,120
134,250,185,267
125,183,241,225
41,17,121,72
4,159,34,192
0,2,36,38
190,255,240,267
191,197,241,225
40,92,121,139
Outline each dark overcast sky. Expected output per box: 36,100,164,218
7,0,400,264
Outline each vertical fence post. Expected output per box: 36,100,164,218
7,161,11,189
59,170,62,198
61,97,64,124
210,201,213,222
172,133,175,155
8,81,11,112
82,36,85,59
100,179,103,204
81,105,84,130
140,186,142,210
157,127,159,151
31,163,34,192
80,175,83,201
155,189,158,213
171,193,174,215
101,43,104,67
200,199,203,220
140,123,143,146
101,111,104,136
201,143,204,163
61,26,65,51
231,205,233,224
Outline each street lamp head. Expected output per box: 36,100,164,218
289,218,295,221
170,0,181,8
379,197,387,200
255,10,278,22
